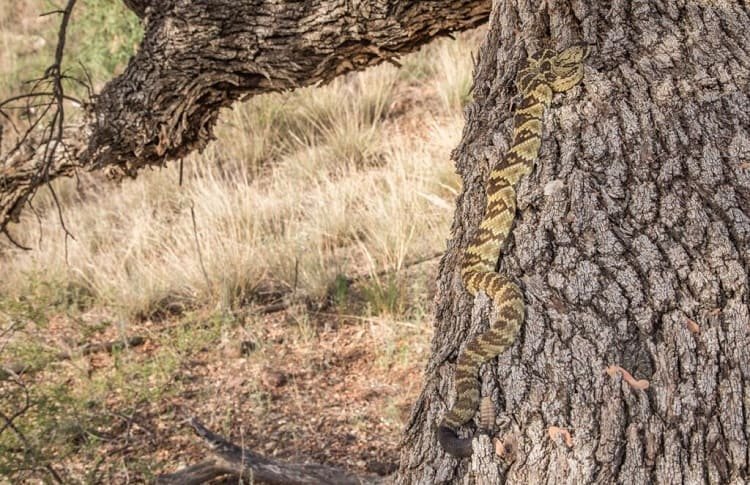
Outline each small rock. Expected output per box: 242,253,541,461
240,340,257,355
261,369,288,388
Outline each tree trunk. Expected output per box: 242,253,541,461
4,1,750,483
397,1,750,483
0,0,490,232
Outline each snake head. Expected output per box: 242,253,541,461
549,43,590,92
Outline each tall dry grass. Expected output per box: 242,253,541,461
0,16,483,482
0,30,481,320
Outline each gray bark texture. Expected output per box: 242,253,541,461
3,0,749,483
0,0,490,232
397,1,750,484
85,0,490,172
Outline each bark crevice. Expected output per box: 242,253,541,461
397,1,750,483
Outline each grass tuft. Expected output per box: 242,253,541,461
1,110,461,319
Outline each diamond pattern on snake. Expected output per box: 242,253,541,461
438,44,588,458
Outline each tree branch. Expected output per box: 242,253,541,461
0,0,490,235
0,0,84,240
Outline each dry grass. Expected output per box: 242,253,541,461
0,9,485,480
0,2,51,95
1,50,470,320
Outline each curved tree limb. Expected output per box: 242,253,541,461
0,0,491,235
156,418,383,485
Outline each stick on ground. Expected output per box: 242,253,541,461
157,418,385,485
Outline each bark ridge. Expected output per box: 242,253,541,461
397,1,750,483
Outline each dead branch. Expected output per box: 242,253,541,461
63,334,146,358
156,460,234,484
157,418,384,485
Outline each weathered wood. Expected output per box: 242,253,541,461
157,418,383,484
85,0,491,171
0,0,491,233
397,1,750,483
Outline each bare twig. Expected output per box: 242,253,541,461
0,377,31,437
1,227,31,250
0,92,82,109
0,374,65,483
40,0,78,243
63,335,146,358
0,0,83,245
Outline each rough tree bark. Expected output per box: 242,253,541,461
397,1,750,483
0,0,490,232
3,0,750,484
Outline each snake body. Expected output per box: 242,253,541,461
438,45,588,458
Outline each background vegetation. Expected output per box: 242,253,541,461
0,1,480,481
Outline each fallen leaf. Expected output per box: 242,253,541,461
548,426,574,448
494,437,506,457
685,318,700,334
606,365,650,390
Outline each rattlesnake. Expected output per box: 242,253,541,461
438,45,588,458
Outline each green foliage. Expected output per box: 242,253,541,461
0,310,229,483
0,340,55,382
361,275,408,317
330,274,351,308
0,276,94,328
0,1,143,102
67,0,143,82
67,0,143,84
0,370,155,482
